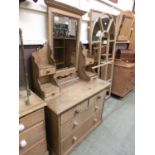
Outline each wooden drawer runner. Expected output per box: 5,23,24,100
21,138,48,155
61,98,103,140
89,91,106,107
19,121,45,154
61,110,102,155
19,109,44,132
60,100,89,125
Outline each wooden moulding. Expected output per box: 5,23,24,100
45,0,86,16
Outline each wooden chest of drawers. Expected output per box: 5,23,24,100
19,90,49,155
111,60,135,97
45,79,110,155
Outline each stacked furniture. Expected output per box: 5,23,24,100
112,11,135,97
19,90,49,155
32,1,110,155
19,28,49,155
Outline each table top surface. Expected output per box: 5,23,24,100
47,78,110,115
19,90,47,118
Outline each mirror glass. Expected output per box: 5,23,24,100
53,14,78,69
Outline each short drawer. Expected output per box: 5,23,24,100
89,110,103,128
60,100,88,125
89,91,106,107
20,138,48,155
19,109,44,132
19,121,45,154
61,110,102,155
39,67,56,77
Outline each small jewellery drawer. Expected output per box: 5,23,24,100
39,67,56,77
19,109,44,132
19,121,45,154
89,91,106,107
60,100,88,124
20,138,48,155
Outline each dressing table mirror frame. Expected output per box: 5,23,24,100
47,0,86,78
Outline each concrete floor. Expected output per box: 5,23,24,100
71,90,135,155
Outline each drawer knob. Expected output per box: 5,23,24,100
73,121,78,128
95,106,99,111
75,109,80,114
46,70,50,74
20,140,27,148
72,136,77,143
93,118,98,123
97,96,101,100
19,124,25,132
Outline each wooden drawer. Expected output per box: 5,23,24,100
19,121,45,154
61,110,102,155
60,100,88,125
89,91,106,107
39,67,56,77
19,109,44,132
20,139,48,155
89,110,103,128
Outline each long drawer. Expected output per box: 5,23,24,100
19,109,44,132
61,110,102,155
19,121,45,154
20,138,48,155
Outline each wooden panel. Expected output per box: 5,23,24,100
19,121,45,154
61,110,102,155
21,139,48,155
19,109,44,132
45,108,60,155
60,100,88,125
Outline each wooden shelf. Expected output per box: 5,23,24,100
54,47,64,48
56,62,64,65
116,41,130,44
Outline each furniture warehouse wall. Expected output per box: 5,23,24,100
19,0,134,45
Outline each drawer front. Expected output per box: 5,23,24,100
20,139,48,155
89,110,103,128
61,110,102,155
19,121,45,154
61,100,103,140
60,100,89,125
19,109,44,132
89,91,106,107
39,67,56,77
